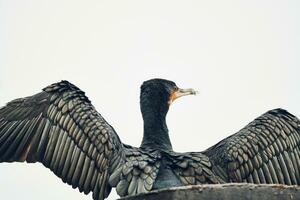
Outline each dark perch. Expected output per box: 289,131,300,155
119,183,300,200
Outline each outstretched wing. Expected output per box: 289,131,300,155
204,109,300,185
0,81,124,200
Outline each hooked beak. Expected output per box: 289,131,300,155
168,88,198,105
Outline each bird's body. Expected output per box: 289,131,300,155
0,79,300,200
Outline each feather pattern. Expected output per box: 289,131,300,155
205,109,300,185
0,81,124,200
166,151,223,185
109,145,160,197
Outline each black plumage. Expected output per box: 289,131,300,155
0,78,300,200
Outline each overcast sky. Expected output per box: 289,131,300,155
0,0,300,200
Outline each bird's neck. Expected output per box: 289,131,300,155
140,106,173,151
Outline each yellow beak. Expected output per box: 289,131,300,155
168,88,198,105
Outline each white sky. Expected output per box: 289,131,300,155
0,0,300,200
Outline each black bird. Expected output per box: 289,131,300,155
0,79,300,200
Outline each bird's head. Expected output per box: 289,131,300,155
140,78,197,150
140,78,197,118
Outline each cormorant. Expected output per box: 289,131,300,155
0,79,300,200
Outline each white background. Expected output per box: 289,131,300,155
0,0,300,199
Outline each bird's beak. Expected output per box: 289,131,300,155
168,88,198,105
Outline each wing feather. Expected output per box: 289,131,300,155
166,151,223,185
109,145,160,197
205,109,300,185
0,81,125,200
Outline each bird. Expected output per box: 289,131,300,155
0,78,300,200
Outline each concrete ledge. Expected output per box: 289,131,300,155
119,183,300,200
